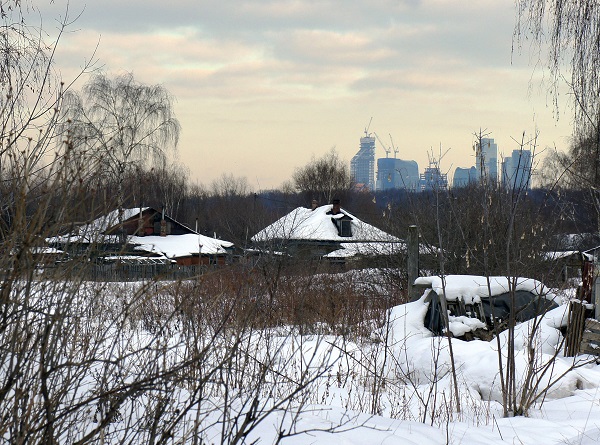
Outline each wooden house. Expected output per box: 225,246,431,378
48,207,234,266
251,199,400,263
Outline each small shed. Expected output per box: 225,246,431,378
416,275,560,338
543,250,593,284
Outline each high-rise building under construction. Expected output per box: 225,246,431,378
350,134,375,191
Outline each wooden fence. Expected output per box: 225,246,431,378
39,263,214,282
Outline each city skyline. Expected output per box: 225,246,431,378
361,136,532,190
43,0,573,190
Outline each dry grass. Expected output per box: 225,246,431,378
164,264,407,339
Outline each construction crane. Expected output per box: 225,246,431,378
374,132,391,157
364,117,373,137
389,133,399,158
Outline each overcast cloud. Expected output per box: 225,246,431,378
39,0,571,189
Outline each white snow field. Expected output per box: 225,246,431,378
3,275,600,444
183,288,600,445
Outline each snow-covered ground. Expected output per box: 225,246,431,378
234,290,600,444
245,391,600,444
3,276,600,444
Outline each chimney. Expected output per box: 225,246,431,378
160,206,167,237
137,206,144,236
311,199,318,210
331,198,341,215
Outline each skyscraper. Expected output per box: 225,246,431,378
501,149,532,190
475,137,498,183
350,135,375,191
376,158,420,190
453,166,477,188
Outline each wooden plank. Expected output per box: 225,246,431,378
581,330,600,343
580,337,600,356
584,328,600,337
566,302,587,357
580,345,600,356
407,225,419,301
580,338,600,348
584,324,600,332
585,319,600,330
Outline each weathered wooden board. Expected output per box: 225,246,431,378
565,302,587,357
579,319,600,356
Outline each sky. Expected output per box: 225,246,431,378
39,0,573,190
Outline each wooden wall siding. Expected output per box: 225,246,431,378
580,318,600,356
175,255,225,266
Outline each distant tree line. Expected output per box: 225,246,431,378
23,133,598,285
0,0,596,288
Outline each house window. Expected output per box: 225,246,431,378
331,217,352,237
339,219,352,237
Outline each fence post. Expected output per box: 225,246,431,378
595,275,600,321
407,225,419,301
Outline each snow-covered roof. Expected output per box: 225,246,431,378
414,275,559,305
544,250,593,261
47,207,234,258
47,207,149,244
324,240,438,258
102,255,175,265
251,204,399,243
130,233,233,258
29,247,64,255
323,242,405,258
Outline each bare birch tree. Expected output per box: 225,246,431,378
62,73,181,234
515,1,600,230
515,0,600,131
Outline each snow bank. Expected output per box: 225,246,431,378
448,315,486,337
379,292,599,406
378,293,433,347
8,278,600,444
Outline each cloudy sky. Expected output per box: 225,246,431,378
41,0,572,189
